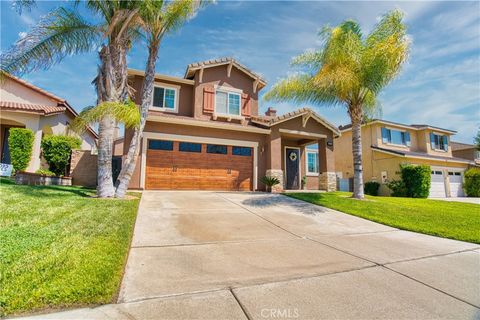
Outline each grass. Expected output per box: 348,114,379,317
286,192,480,244
0,178,140,317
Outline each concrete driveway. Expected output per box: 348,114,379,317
25,191,480,320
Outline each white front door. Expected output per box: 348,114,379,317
429,170,446,198
448,171,464,197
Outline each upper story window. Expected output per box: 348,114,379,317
430,133,448,151
381,127,411,146
306,150,319,175
151,84,178,112
215,89,241,116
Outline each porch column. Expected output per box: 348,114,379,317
318,137,336,191
26,119,42,172
266,130,284,192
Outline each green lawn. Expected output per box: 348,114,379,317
286,192,480,244
0,178,140,317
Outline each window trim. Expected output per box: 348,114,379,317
430,132,448,152
305,150,319,176
150,82,180,113
214,86,242,117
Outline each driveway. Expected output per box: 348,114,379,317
25,191,480,319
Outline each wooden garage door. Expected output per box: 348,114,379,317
146,139,253,191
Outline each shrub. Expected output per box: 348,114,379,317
464,168,480,197
35,168,56,176
261,175,280,192
41,135,81,176
8,128,34,171
364,181,380,196
400,164,431,198
386,179,407,197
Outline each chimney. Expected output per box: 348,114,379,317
265,107,277,118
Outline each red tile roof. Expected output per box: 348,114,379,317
0,101,66,115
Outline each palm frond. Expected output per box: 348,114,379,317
0,7,101,76
70,99,140,134
12,0,36,14
263,74,341,106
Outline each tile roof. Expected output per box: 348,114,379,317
251,107,340,136
0,101,66,115
451,141,476,151
184,57,267,85
371,146,473,164
339,119,456,134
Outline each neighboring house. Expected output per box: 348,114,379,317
0,73,98,173
451,141,480,165
335,119,476,197
123,58,340,192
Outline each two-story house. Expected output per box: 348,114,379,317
451,141,480,165
335,119,476,197
122,58,340,192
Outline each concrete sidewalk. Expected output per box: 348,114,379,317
20,191,480,320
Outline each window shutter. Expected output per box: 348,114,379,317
405,132,411,147
241,93,251,116
430,133,436,149
381,127,390,143
442,135,448,151
203,86,215,113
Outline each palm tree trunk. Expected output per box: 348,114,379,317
115,42,160,198
96,41,128,197
349,105,364,199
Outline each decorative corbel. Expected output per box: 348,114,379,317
302,112,311,128
198,65,204,83
253,78,260,93
227,60,233,78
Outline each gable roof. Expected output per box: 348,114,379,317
251,107,341,137
184,57,267,88
451,141,476,151
339,119,456,134
1,73,98,139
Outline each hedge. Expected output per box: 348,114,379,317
364,181,380,196
41,135,81,176
400,164,431,198
8,128,34,171
464,168,480,197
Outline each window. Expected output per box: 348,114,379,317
215,90,241,116
152,85,177,111
232,146,251,156
207,144,227,154
381,127,411,146
148,140,173,151
306,150,319,175
179,142,201,153
430,133,448,151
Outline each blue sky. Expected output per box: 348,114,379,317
1,1,479,143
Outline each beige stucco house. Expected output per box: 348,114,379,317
122,58,340,192
335,119,476,197
0,73,97,173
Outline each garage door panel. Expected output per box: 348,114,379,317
146,141,253,191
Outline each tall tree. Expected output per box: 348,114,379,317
114,0,207,198
1,0,141,197
264,10,409,199
475,128,480,151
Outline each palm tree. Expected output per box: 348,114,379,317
114,0,207,198
1,1,141,197
264,10,409,199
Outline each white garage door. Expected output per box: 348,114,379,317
429,170,446,198
448,171,464,197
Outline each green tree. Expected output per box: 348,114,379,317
114,0,208,198
1,1,141,197
8,128,34,171
474,128,480,151
264,10,409,199
41,135,81,176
